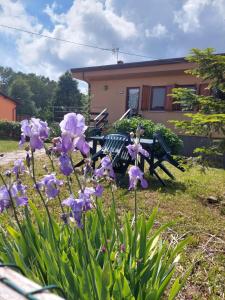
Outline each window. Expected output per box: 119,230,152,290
127,87,140,114
173,85,196,111
151,87,166,111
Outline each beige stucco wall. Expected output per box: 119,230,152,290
88,73,201,130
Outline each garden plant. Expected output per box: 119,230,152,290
171,48,225,160
113,117,183,154
0,113,189,299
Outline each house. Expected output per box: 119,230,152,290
71,56,210,130
0,91,18,121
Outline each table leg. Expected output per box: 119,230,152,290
139,155,145,172
149,145,155,175
92,139,97,169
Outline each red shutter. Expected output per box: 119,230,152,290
199,83,211,96
141,85,151,111
165,85,175,111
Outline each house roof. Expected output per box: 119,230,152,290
71,52,225,73
71,56,188,73
0,91,19,104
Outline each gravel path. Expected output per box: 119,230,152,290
0,149,45,166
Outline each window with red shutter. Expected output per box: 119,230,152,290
141,85,151,111
165,85,175,111
150,87,166,111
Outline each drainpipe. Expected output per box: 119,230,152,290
13,107,16,121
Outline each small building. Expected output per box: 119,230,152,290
71,56,210,129
0,91,18,122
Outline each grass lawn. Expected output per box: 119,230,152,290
0,154,224,299
0,139,19,153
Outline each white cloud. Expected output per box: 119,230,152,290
145,24,168,38
1,0,137,78
0,0,225,81
174,0,211,32
0,0,42,34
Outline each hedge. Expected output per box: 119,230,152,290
0,121,21,139
113,117,183,154
0,121,61,141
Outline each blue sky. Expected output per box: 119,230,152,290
0,0,225,93
23,0,74,30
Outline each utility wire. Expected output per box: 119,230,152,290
0,24,159,60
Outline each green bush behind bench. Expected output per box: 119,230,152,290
114,117,183,154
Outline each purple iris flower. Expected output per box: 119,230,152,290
13,159,25,176
63,195,84,228
62,187,97,228
127,144,149,160
59,154,73,176
73,135,90,155
15,182,28,207
20,118,49,150
95,156,115,179
61,132,74,153
94,184,104,197
60,113,87,137
38,174,63,199
0,183,28,213
128,166,148,190
0,186,11,213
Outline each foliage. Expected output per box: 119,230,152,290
0,114,189,299
8,77,37,116
0,66,86,122
0,120,64,142
171,48,225,157
0,121,21,139
0,66,16,93
54,71,82,108
113,117,183,154
0,204,189,300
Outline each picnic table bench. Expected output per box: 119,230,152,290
76,133,184,186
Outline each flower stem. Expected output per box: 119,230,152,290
95,198,114,280
67,176,73,194
110,186,122,241
44,144,55,171
70,156,83,191
31,151,65,285
31,151,55,240
134,188,137,258
57,194,65,214
83,215,99,300
0,173,25,239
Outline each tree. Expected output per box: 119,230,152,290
0,66,16,93
171,48,225,158
54,71,82,108
8,77,37,116
25,74,57,121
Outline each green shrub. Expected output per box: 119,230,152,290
114,117,183,154
0,120,62,141
48,122,61,139
0,121,21,139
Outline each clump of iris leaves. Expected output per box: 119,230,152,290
0,113,190,300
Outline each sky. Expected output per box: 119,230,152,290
0,0,225,93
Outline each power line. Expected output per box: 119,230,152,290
0,24,159,60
